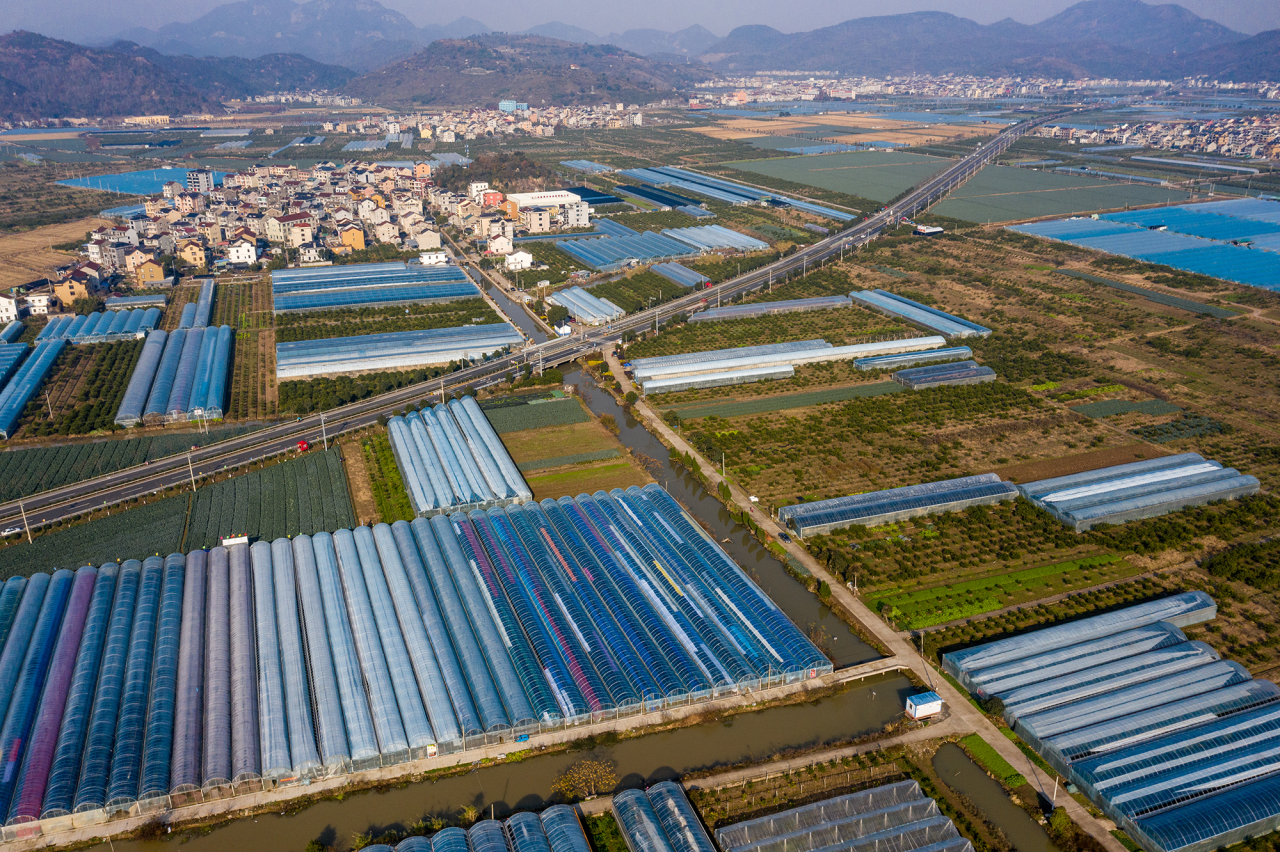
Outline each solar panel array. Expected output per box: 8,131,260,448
1008,198,1280,291
714,780,972,852
0,487,828,830
943,592,1280,852
1017,453,1260,531
778,473,1018,537
270,262,479,313
850,290,991,338
274,323,523,379
387,397,533,515
35,309,161,344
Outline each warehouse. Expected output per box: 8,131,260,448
615,782,718,852
778,473,1018,537
274,323,523,379
1017,453,1260,531
35,309,161,344
855,346,971,371
943,593,1280,852
714,781,971,852
0,340,65,439
891,361,996,390
850,290,991,339
633,337,946,388
387,398,534,516
270,262,480,314
548,287,625,324
0,488,827,832
114,325,234,427
690,296,851,323
642,365,794,395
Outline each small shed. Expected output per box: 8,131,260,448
905,691,943,720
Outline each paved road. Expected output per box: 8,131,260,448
0,108,1072,536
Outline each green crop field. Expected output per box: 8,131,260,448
931,165,1192,223
959,735,1026,788
870,554,1130,629
588,271,684,314
666,382,902,421
362,432,416,523
1053,270,1237,318
1072,399,1183,418
481,397,590,433
726,152,950,204
1132,413,1233,443
0,425,263,502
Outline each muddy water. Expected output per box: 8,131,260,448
568,368,879,668
933,744,1058,852
102,674,913,852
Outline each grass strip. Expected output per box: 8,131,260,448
517,449,621,471
959,734,1026,789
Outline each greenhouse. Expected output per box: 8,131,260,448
270,262,479,314
617,184,703,209
891,361,996,390
548,287,625,324
661,226,770,253
0,340,67,439
1017,453,1260,531
855,347,972,371
275,323,523,379
560,160,614,174
557,230,701,272
714,780,971,852
0,488,827,836
778,473,1018,537
632,337,947,385
0,343,27,389
943,594,1280,852
690,296,851,323
1,321,23,344
192,280,214,327
849,290,991,338
641,365,793,394
628,341,829,372
114,326,234,427
387,397,534,515
614,782,718,852
651,263,710,288
35,309,161,344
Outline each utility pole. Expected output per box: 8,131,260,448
320,411,328,450
187,452,197,493
18,501,31,544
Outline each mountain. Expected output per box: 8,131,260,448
0,31,216,120
697,4,1278,80
106,42,356,99
608,25,721,58
523,22,602,44
111,0,487,71
344,34,710,107
1032,0,1245,55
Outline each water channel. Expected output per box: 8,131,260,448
90,297,889,852
932,744,1058,852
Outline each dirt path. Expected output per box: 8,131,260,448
601,345,1126,852
340,436,379,524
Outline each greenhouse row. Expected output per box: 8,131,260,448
1,321,23,344
690,296,851,323
891,361,996,390
778,473,1018,537
632,337,946,388
0,340,66,439
359,806,593,852
190,280,214,328
944,594,1280,852
715,780,971,852
854,346,972,371
613,782,717,852
619,166,854,221
618,184,704,210
651,263,710,288
548,287,625,324
560,159,613,173
35,309,160,344
558,230,700,272
0,488,825,830
1017,453,1260,531
387,397,533,515
628,341,828,372
114,326,233,427
642,365,794,395
104,294,166,310
849,290,991,339
0,343,26,388
274,323,523,379
270,262,479,313
662,226,770,253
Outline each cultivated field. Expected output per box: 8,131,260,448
0,217,109,289
726,151,950,204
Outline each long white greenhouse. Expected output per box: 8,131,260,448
0,486,828,838
356,806,595,852
114,326,234,427
614,782,718,852
388,397,534,515
944,593,1280,852
275,323,523,379
547,287,625,325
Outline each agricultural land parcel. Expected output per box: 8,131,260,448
727,152,950,204
690,110,1002,149
0,448,355,577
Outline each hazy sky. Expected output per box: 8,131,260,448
8,0,1279,44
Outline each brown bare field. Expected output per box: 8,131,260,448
501,420,629,464
690,113,1000,148
339,436,379,524
993,444,1171,484
0,217,108,289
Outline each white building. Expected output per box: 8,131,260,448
905,691,943,720
506,190,582,210
0,294,25,323
505,251,533,271
227,240,258,266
